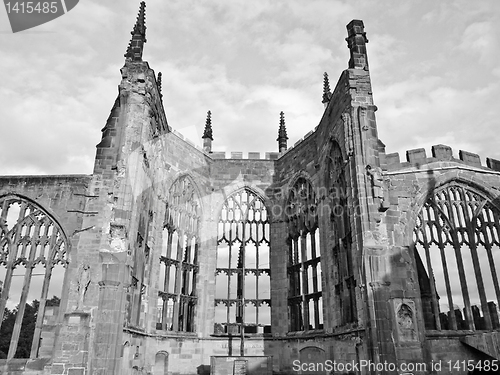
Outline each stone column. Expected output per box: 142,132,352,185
90,259,126,375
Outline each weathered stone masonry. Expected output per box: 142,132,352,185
1,5,500,375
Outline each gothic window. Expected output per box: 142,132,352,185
214,189,271,334
414,183,500,331
287,178,323,331
326,142,356,326
0,196,68,359
157,176,199,332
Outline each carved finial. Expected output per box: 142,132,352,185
157,72,163,99
125,2,147,61
277,111,288,153
346,20,369,70
322,72,332,106
202,110,213,153
202,110,213,140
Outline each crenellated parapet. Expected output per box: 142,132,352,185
380,143,500,173
209,151,280,160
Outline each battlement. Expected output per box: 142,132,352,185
171,128,280,160
381,143,500,173
210,151,280,160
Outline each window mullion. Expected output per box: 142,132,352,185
479,214,500,317
466,205,492,329
8,238,38,359
418,209,441,330
30,263,53,358
434,204,458,330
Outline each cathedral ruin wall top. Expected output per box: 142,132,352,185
382,143,500,175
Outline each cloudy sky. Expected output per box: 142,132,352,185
0,0,499,175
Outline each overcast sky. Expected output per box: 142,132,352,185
0,0,499,175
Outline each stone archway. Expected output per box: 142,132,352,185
153,351,168,375
299,346,326,375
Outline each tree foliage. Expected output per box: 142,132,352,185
0,296,60,359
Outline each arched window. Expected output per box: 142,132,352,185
214,189,271,334
0,196,68,359
414,183,500,331
157,176,200,332
326,142,356,326
287,178,323,331
153,351,168,375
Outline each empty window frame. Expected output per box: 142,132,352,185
214,189,271,334
157,176,199,332
326,142,356,326
287,178,323,331
0,196,68,359
414,183,500,331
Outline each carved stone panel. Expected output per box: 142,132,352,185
393,299,417,342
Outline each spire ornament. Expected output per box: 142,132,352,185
202,110,213,140
202,110,213,153
125,2,147,62
322,72,332,106
277,111,288,153
157,72,163,99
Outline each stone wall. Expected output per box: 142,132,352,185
2,14,500,375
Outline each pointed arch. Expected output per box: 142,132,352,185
407,176,500,245
413,181,500,331
214,188,271,335
153,351,169,375
287,171,315,200
0,194,69,359
166,172,205,215
216,183,272,220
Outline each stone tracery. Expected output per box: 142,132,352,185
0,195,68,359
157,176,200,332
414,183,500,331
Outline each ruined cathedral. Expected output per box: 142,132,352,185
2,3,500,375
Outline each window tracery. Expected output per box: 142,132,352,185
326,142,356,326
0,196,68,359
214,189,271,334
287,178,323,331
157,176,199,332
414,183,500,331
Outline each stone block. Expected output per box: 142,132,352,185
265,152,279,160
487,157,500,171
211,151,226,159
386,152,400,168
51,363,65,374
406,148,426,164
459,150,481,167
431,144,453,160
230,151,243,159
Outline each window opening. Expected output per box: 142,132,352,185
157,176,199,332
326,142,356,326
287,178,323,331
0,196,68,359
214,189,271,334
414,183,500,331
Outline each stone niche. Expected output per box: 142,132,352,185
392,299,418,342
